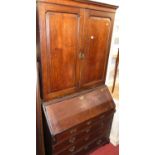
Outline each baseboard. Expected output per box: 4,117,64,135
110,136,119,146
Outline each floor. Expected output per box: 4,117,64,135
90,143,119,155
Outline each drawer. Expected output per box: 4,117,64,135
76,136,108,155
53,126,108,154
54,138,86,155
54,110,114,143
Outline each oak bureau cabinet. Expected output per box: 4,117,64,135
36,0,118,155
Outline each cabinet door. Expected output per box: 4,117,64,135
37,3,83,100
79,9,114,88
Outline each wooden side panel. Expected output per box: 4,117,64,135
37,3,83,100
80,10,115,88
36,63,45,155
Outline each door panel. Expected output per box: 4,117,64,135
80,10,113,88
46,12,78,91
38,3,83,100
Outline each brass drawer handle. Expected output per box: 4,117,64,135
69,137,76,143
85,128,91,133
86,120,92,125
84,145,89,150
70,128,77,134
69,146,75,152
84,135,90,141
97,139,102,145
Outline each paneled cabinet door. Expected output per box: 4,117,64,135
38,3,83,100
79,9,114,88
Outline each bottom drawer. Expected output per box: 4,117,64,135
76,136,109,155
55,136,108,155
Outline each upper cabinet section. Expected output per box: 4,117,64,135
37,0,118,101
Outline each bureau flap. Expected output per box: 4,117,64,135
43,85,115,136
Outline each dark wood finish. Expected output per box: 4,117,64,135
52,116,113,153
37,0,118,154
76,136,109,155
54,134,107,155
53,109,114,143
37,0,118,101
36,62,45,155
43,85,115,155
46,12,79,91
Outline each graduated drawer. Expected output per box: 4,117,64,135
54,110,114,144
75,136,109,155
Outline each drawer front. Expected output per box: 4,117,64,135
54,110,114,143
75,136,109,155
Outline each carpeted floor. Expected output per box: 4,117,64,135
90,143,119,155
